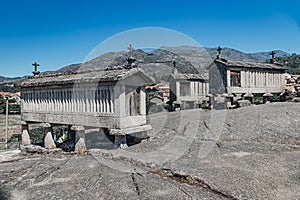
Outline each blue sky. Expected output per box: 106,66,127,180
0,0,300,77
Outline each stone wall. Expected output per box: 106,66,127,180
0,114,21,148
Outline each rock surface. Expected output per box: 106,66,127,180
293,97,300,102
0,102,299,199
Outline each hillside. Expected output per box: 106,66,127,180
0,76,22,84
0,77,27,92
249,50,288,62
276,53,300,74
54,46,289,82
0,76,13,83
56,48,201,82
206,47,260,62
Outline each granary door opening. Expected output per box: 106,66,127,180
128,87,141,116
230,71,241,87
180,82,191,96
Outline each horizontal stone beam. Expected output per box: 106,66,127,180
110,125,152,136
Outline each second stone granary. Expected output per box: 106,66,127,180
169,71,209,110
208,57,287,99
20,57,154,149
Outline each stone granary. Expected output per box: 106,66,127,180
208,48,287,105
169,61,209,110
19,45,154,151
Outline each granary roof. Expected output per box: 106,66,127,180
214,58,287,70
20,67,154,87
170,71,209,81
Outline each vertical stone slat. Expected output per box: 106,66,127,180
100,89,103,113
110,88,114,113
79,90,82,113
105,89,108,113
103,89,107,113
96,89,100,112
108,89,111,113
86,89,90,113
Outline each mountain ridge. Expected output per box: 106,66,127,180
1,46,291,83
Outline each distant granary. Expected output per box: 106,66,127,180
208,47,287,105
169,61,209,110
20,44,154,150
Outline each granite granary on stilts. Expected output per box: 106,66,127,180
169,61,209,110
19,45,154,151
208,48,287,107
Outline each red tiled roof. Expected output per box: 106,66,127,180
0,91,21,97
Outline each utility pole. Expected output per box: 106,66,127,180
5,96,8,149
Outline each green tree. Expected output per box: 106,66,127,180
0,95,5,113
276,54,300,74
0,95,21,114
29,127,44,145
0,83,20,93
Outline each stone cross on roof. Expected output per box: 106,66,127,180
172,60,178,74
217,46,222,59
128,43,134,57
32,61,39,71
270,51,276,64
32,61,40,76
125,43,137,69
270,50,276,59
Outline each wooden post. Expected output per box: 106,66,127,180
5,97,8,148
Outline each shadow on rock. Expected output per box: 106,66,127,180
0,187,10,200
